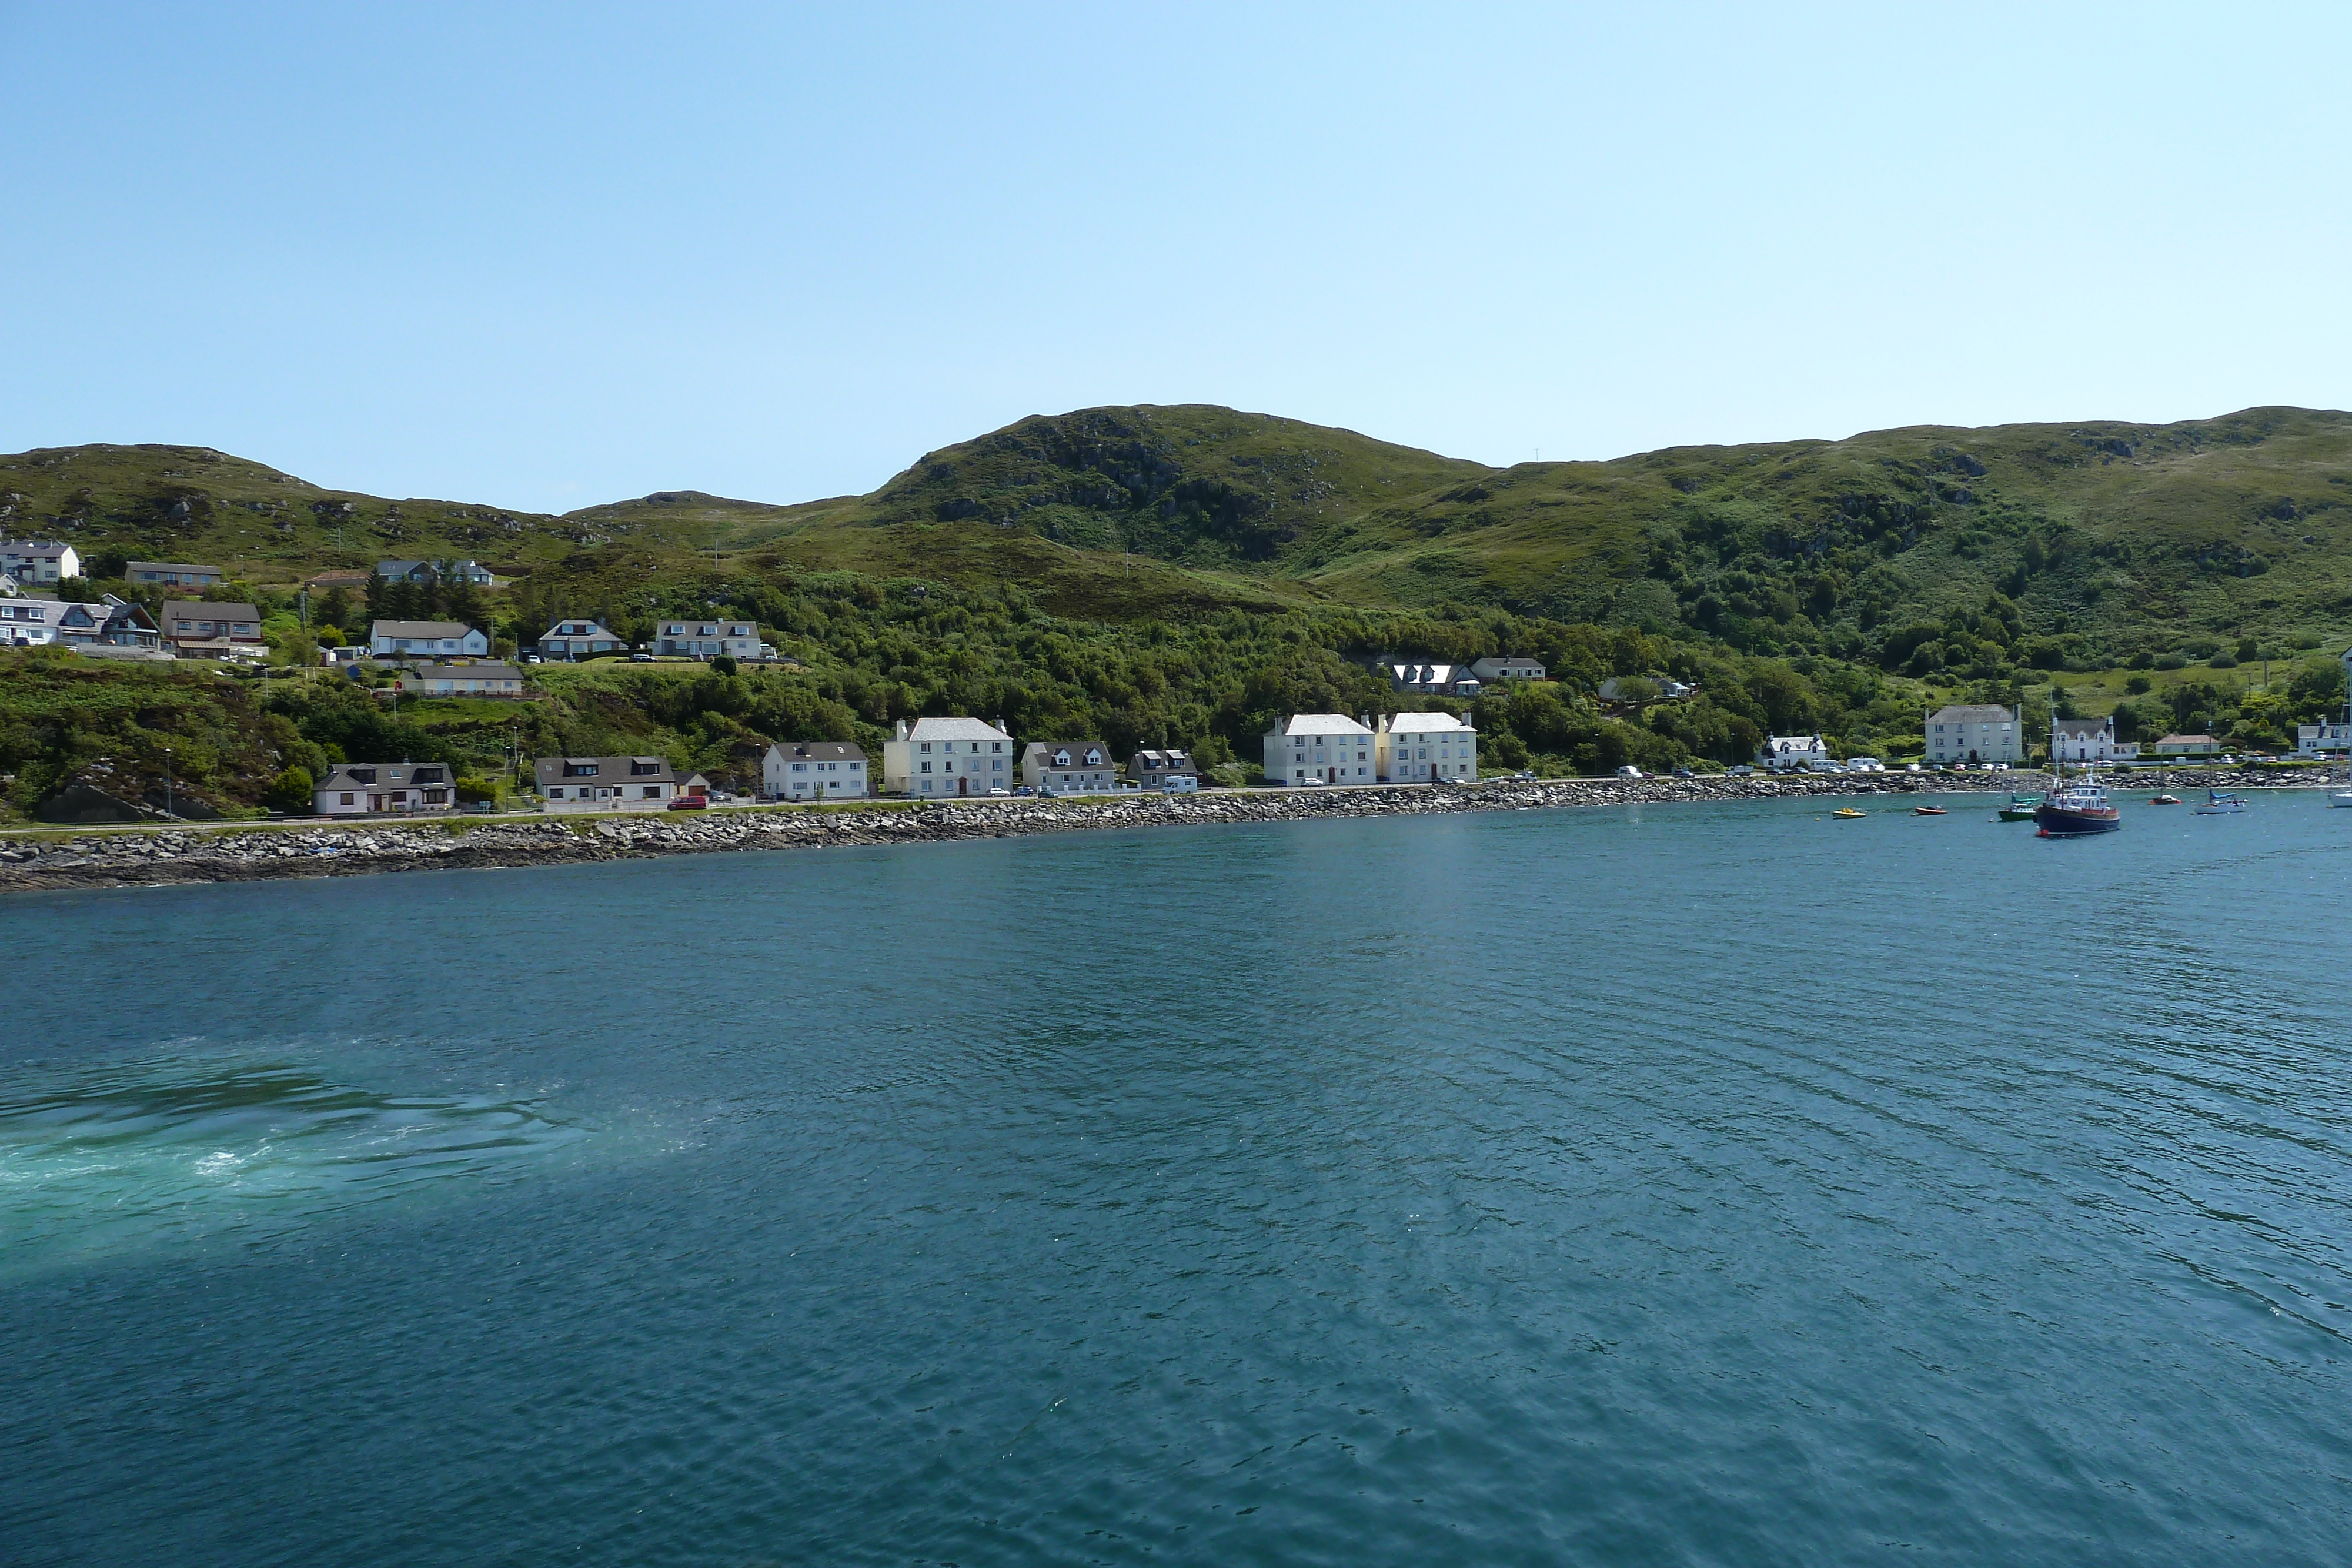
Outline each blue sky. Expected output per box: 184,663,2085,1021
2,2,2346,514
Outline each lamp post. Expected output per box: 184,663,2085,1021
162,745,173,820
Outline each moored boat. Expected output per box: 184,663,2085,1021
2193,788,2247,815
2035,771,2120,837
2150,793,2183,805
1832,807,1866,819
1996,792,2043,821
1913,805,1947,815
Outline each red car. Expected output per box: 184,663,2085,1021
667,795,708,811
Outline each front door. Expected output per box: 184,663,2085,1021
958,776,968,797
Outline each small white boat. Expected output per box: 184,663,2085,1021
2193,789,2248,815
2332,791,2352,810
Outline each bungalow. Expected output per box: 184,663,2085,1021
127,560,225,588
538,618,626,660
883,717,1015,797
1128,748,1201,790
403,663,526,698
533,755,679,810
0,540,80,585
158,600,263,653
1377,711,1479,782
312,761,456,816
1469,655,1546,683
1384,660,1481,697
653,617,765,660
377,558,493,586
763,740,870,800
1925,704,2022,766
1760,734,1830,771
2153,734,2220,756
1264,713,1377,786
2295,721,2351,758
371,620,490,659
1021,740,1117,794
2051,716,2140,764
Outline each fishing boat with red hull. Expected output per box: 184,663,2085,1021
2035,771,2121,837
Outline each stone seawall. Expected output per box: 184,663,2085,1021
0,769,2319,895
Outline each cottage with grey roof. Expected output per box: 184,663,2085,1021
1021,740,1117,794
533,755,679,810
159,600,263,655
1128,748,1200,790
313,761,456,816
128,560,225,588
372,620,490,659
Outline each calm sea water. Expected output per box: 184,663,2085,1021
5,795,2350,1566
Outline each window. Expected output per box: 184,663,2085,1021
920,743,931,754
792,763,807,772
992,741,1003,752
339,793,355,806
921,761,931,773
643,786,662,798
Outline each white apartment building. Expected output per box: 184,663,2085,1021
1760,734,1830,771
884,717,1014,797
1925,704,2022,765
763,740,870,799
1264,714,1377,785
654,617,766,660
372,620,490,658
1377,711,1478,782
1021,740,1118,793
2051,716,2139,764
0,540,80,585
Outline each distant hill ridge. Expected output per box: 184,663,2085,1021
6,402,2351,662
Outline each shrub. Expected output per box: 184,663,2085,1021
710,656,739,676
2209,653,2239,669
2125,674,2153,694
2154,655,2187,670
263,765,314,814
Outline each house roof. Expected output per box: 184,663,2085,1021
1766,734,1825,747
372,620,475,639
903,716,1013,742
0,540,73,556
1387,712,1475,736
1130,748,1197,771
2051,717,2112,737
542,619,619,636
532,754,676,785
1928,704,2016,724
768,740,868,763
2155,734,2217,746
409,663,522,680
1275,713,1372,737
1023,740,1112,768
127,560,223,576
317,762,450,789
161,600,260,624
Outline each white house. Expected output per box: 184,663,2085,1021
533,754,679,809
538,618,626,660
1925,704,2022,765
654,617,766,660
2152,734,2219,756
0,594,61,646
1384,661,1481,697
1469,655,1546,683
1760,734,1830,771
763,740,870,800
1264,713,1377,786
403,663,526,697
884,717,1015,797
0,540,81,585
372,620,490,659
1021,740,1118,793
312,761,456,816
2295,722,2352,757
2050,716,2139,764
1377,711,1478,782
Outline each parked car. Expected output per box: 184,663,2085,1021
1728,764,1753,776
988,787,1010,797
1297,776,1327,787
667,797,707,811
630,651,655,663
1614,765,1644,780
1671,765,1694,778
1014,785,1036,797
522,653,543,664
1511,769,1537,780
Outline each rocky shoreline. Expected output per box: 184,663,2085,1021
0,769,2333,895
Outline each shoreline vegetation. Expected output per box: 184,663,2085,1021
0,769,2326,896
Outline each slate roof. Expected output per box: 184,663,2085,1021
372,620,475,640
903,717,1013,742
1275,714,1372,737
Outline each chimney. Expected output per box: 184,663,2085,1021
893,719,908,741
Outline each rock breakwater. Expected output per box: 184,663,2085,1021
0,773,2082,895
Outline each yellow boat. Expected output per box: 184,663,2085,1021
1832,807,1866,819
